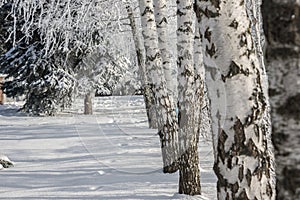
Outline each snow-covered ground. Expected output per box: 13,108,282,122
0,96,216,200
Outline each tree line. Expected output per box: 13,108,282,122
0,0,299,199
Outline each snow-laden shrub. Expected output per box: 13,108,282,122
76,46,133,97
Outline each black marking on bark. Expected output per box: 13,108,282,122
245,68,268,126
158,17,168,26
240,49,254,59
178,25,193,34
226,193,230,200
277,93,300,120
157,130,165,147
142,6,154,16
221,61,250,82
182,68,193,78
266,181,273,197
206,43,216,57
253,162,263,181
231,182,239,194
186,4,193,10
194,2,202,22
246,139,259,158
218,129,228,163
177,9,185,17
229,19,239,29
238,165,244,182
233,117,246,153
253,68,267,120
204,28,212,42
147,18,154,23
177,106,182,127
240,0,245,6
239,33,247,47
198,7,220,18
227,156,232,169
264,157,271,179
238,189,250,200
199,32,203,42
214,162,228,192
211,0,221,9
147,52,161,62
246,169,252,187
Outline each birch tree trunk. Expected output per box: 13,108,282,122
84,91,93,115
138,0,179,173
262,1,300,199
125,3,158,129
196,0,276,199
153,0,175,99
194,1,212,143
176,0,201,195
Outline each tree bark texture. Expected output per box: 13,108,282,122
194,2,212,144
262,1,300,199
153,0,175,100
138,0,179,173
125,3,158,129
84,91,93,115
196,0,276,199
177,0,201,195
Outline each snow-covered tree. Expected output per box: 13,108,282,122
138,0,179,173
0,2,76,115
125,2,158,128
76,45,131,114
196,0,276,199
262,1,300,199
176,0,203,195
0,0,129,115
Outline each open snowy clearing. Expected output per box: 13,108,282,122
0,96,217,200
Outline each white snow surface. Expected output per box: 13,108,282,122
0,96,216,199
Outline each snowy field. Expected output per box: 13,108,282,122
0,96,216,200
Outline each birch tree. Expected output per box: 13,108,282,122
138,0,179,173
153,0,175,99
176,0,202,195
262,1,300,199
195,0,276,199
125,2,158,128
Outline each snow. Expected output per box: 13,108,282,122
0,96,216,199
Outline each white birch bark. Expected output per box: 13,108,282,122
196,0,275,199
125,3,158,129
262,1,300,199
138,0,179,173
194,4,212,143
153,0,175,99
177,0,201,195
